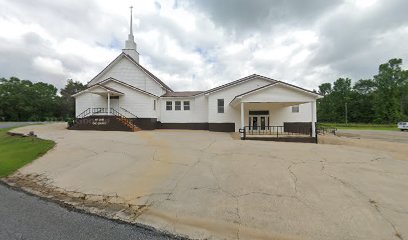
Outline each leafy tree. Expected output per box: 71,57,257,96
373,58,407,123
59,79,86,118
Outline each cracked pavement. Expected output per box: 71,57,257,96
6,123,408,240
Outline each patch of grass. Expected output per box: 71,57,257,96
318,122,399,131
0,127,55,177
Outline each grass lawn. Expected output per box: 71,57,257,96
318,123,399,131
0,127,55,177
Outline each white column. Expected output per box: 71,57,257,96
311,101,316,137
107,92,111,115
240,102,245,129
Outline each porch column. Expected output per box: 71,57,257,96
240,102,245,129
107,92,111,115
311,101,316,137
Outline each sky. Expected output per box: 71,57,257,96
0,0,407,91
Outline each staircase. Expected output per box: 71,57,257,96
114,114,141,132
70,108,141,132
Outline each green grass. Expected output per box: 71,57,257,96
318,122,399,131
0,127,55,177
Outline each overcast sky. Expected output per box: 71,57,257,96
0,0,407,91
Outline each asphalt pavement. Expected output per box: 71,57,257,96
0,182,181,240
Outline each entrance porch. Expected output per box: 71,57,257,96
230,83,319,143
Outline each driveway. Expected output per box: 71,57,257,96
6,123,408,240
0,183,179,240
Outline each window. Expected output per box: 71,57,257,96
153,100,156,111
166,101,172,111
175,101,181,111
217,99,224,113
109,96,119,99
183,101,190,110
292,105,299,113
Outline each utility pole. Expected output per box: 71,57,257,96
345,102,348,125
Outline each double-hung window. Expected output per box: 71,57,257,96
183,101,190,110
166,101,172,111
217,99,224,113
175,101,181,111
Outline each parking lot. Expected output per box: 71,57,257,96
6,123,408,240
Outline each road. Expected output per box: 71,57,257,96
0,183,181,240
337,129,408,143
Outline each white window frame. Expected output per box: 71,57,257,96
175,101,181,111
166,101,172,111
183,101,190,110
217,99,224,113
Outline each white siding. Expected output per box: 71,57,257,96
159,95,208,123
75,93,106,117
241,84,317,103
103,81,157,118
207,77,271,130
242,102,314,126
92,57,166,96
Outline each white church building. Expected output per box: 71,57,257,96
72,9,321,142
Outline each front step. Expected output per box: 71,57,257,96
116,117,141,132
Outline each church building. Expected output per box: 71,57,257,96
72,8,321,141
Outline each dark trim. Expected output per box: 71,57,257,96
69,116,133,131
208,123,235,132
129,118,157,130
249,110,269,115
283,122,312,135
157,122,209,130
245,137,316,143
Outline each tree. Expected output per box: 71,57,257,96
0,77,60,121
59,79,86,118
373,58,408,123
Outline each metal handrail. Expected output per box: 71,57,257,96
110,108,138,131
120,107,138,118
76,108,91,118
240,125,312,139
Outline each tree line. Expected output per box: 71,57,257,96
1,58,407,123
0,77,86,121
317,58,408,124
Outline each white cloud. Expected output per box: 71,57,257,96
0,0,406,91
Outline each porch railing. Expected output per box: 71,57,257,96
239,125,312,139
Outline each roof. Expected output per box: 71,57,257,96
201,74,278,95
87,52,173,92
161,91,204,97
94,77,159,97
72,83,124,97
230,81,322,103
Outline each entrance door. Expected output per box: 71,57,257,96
248,111,269,131
109,96,119,112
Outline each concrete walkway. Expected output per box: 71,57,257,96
6,123,408,240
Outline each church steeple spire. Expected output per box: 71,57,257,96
123,6,139,62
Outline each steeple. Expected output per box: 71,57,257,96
122,6,139,62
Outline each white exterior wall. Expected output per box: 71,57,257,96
92,57,166,96
242,102,313,126
207,78,272,131
158,95,208,123
103,81,157,118
75,93,106,117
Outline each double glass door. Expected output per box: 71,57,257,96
249,115,269,130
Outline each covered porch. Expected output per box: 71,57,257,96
230,82,320,143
